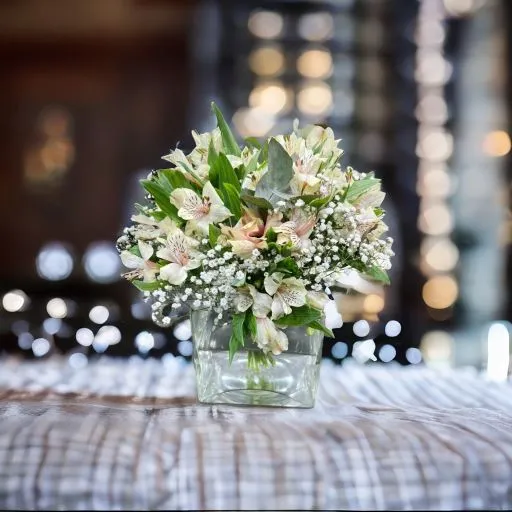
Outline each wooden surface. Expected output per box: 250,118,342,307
0,356,511,510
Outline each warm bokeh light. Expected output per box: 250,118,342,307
416,129,453,161
2,290,28,313
421,330,453,364
482,130,511,157
422,275,459,309
249,82,290,114
232,107,275,137
363,294,385,314
422,237,459,272
418,202,454,235
297,49,333,79
248,10,283,39
417,169,452,198
297,81,333,116
249,46,285,76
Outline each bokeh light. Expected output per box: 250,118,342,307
36,242,73,281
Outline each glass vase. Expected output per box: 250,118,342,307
191,309,324,408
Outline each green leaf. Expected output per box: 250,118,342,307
160,169,196,191
221,182,242,220
243,310,257,340
217,153,241,192
207,138,218,168
141,179,181,224
309,196,332,209
254,138,293,205
245,149,261,175
211,102,241,156
374,207,385,217
265,227,277,243
275,305,322,328
345,178,381,203
364,266,390,285
307,320,334,338
229,313,246,364
132,280,161,292
240,194,273,211
208,224,221,248
128,245,142,257
275,257,301,277
245,137,262,150
259,140,269,164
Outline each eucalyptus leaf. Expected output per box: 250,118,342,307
211,102,241,157
240,194,273,211
254,138,293,205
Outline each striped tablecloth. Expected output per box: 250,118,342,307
0,356,511,510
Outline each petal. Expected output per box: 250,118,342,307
270,328,289,355
255,317,272,347
324,300,343,329
280,278,307,307
159,263,187,285
170,188,203,219
334,269,382,295
120,251,143,269
202,181,225,207
248,285,272,318
205,204,233,225
263,273,283,296
229,240,257,259
131,214,157,226
236,289,253,312
270,296,286,320
138,240,153,261
307,291,330,310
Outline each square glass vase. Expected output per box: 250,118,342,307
191,309,324,408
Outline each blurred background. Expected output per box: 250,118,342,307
0,0,511,378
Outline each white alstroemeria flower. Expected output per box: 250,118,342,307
170,181,232,234
306,291,343,330
236,285,272,317
264,272,307,320
156,231,203,285
255,317,289,355
274,209,316,249
332,268,382,295
131,214,179,241
120,241,158,282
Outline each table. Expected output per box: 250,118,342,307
0,356,511,510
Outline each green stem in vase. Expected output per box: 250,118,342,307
247,350,276,372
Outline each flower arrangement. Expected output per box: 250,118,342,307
117,103,393,367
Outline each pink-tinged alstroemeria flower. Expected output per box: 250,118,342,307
222,210,282,259
264,272,307,320
156,230,203,285
120,241,159,282
273,209,316,249
170,181,232,235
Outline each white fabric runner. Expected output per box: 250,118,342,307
0,356,511,510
